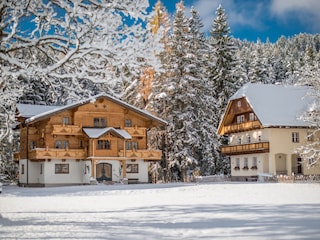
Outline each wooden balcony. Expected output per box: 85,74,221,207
221,120,262,134
124,127,146,137
28,148,86,160
119,149,162,160
52,125,82,135
221,142,269,155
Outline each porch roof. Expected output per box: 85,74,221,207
83,127,132,140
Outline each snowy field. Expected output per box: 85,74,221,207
0,182,320,240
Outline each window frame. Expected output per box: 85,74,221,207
292,132,299,143
126,164,139,173
125,119,132,127
94,117,107,127
55,164,69,174
97,140,111,150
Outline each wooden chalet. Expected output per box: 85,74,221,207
15,93,167,186
218,83,320,181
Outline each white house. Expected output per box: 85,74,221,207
218,83,320,181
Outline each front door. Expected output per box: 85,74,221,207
96,163,112,182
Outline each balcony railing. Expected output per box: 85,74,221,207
119,149,162,160
52,125,82,135
123,127,146,137
221,142,269,155
221,120,262,134
28,148,86,160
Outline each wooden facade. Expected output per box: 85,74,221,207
15,94,167,186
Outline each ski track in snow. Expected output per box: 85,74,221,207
0,182,320,239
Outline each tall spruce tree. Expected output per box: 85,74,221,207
206,4,238,174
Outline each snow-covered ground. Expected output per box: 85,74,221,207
0,182,319,239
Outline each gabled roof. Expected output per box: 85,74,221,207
83,127,132,139
221,83,314,129
16,93,167,126
16,104,61,118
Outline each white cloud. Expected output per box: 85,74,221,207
185,0,267,33
270,0,320,32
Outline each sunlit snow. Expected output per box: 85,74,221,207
1,182,319,239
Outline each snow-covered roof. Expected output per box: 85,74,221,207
20,93,167,125
230,83,313,127
16,104,61,118
83,127,132,139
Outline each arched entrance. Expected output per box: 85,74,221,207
96,163,112,182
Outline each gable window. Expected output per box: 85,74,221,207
292,132,299,143
62,117,69,125
237,101,241,107
237,115,245,124
94,118,106,127
125,119,132,127
55,164,69,174
249,113,256,121
55,140,69,149
97,140,111,150
126,164,139,173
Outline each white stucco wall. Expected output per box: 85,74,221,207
126,159,149,183
19,159,91,185
43,159,91,185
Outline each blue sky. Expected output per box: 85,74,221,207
149,0,320,42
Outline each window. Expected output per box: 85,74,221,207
307,131,314,141
237,115,245,124
258,135,262,142
243,158,248,169
237,101,241,107
132,142,138,150
252,157,257,170
292,132,299,143
94,118,106,127
30,141,36,149
126,164,139,173
62,117,69,125
21,164,25,174
55,164,69,174
55,140,69,149
235,158,240,170
40,164,43,174
126,142,138,150
97,140,111,150
249,113,256,121
308,158,315,166
238,137,242,145
125,119,132,127
247,135,251,143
